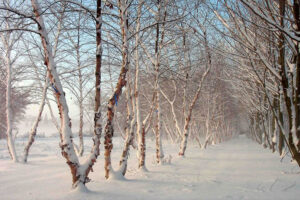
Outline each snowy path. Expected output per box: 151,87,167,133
0,135,299,200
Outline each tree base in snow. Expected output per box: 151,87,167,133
108,170,127,181
73,182,89,193
138,165,149,173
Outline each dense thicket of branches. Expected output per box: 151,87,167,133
210,0,300,166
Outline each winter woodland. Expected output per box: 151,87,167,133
0,0,300,199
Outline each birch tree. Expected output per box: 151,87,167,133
103,0,130,179
0,3,27,162
22,0,103,189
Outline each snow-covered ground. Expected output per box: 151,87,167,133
0,135,299,200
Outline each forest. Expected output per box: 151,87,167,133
0,0,300,199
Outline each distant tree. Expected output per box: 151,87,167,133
0,2,30,160
0,76,30,139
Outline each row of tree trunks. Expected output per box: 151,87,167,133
278,0,300,166
246,0,300,166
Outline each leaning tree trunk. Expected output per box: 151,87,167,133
179,29,211,156
119,82,136,176
104,0,129,179
103,65,128,179
31,0,80,187
32,59,60,132
23,74,49,163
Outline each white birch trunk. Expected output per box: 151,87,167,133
179,28,211,155
204,98,211,149
134,0,146,170
179,66,210,155
31,0,81,187
104,0,129,179
3,41,18,162
30,0,104,189
155,88,164,163
78,51,84,156
154,0,167,164
119,83,136,175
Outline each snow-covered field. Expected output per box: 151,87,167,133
0,135,299,200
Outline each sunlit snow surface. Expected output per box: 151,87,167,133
0,135,299,200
